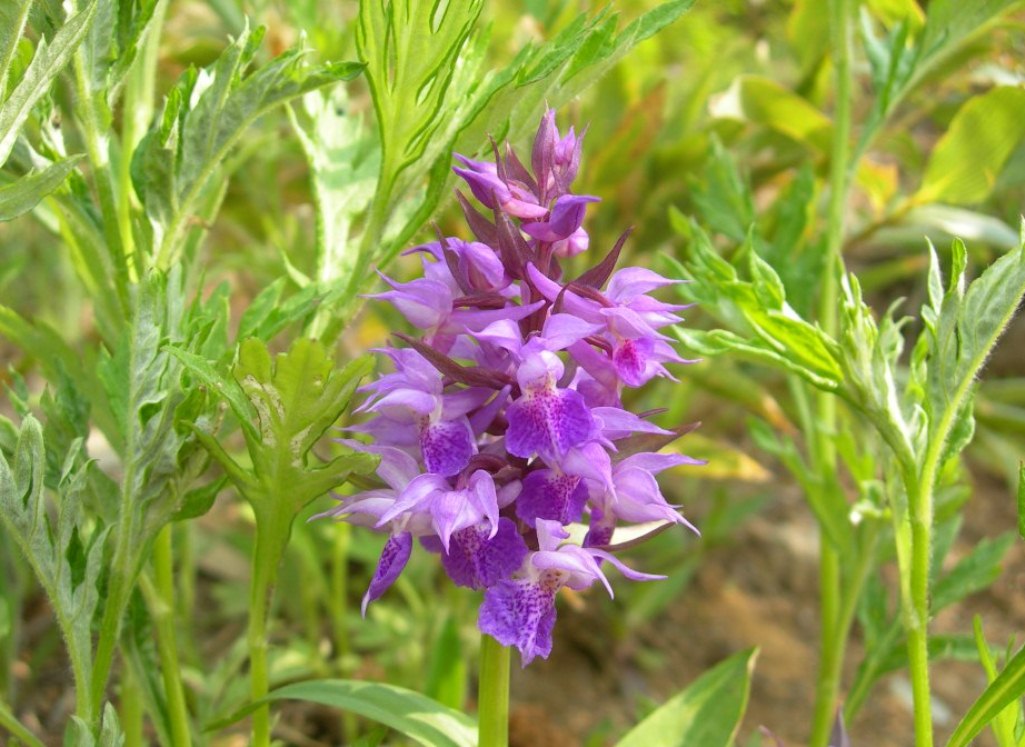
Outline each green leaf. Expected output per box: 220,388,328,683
616,648,757,747
664,220,844,391
357,0,483,187
133,24,363,266
0,0,33,94
0,420,110,699
916,87,1025,205
711,75,832,153
354,0,695,278
0,156,82,221
933,533,1014,611
80,0,160,108
923,230,1025,465
972,616,1020,747
165,346,258,441
208,679,477,747
0,1,96,166
948,641,1025,747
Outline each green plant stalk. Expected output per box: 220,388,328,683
120,667,144,747
150,526,193,747
247,513,291,747
808,1,855,744
329,523,359,743
478,634,511,747
89,501,139,724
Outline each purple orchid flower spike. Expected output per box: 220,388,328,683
321,107,701,662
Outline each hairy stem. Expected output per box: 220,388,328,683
149,526,192,747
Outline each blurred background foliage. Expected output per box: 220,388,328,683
2,0,1025,744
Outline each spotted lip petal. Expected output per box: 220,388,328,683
505,387,595,460
441,517,528,589
515,469,589,525
479,577,557,667
419,418,475,476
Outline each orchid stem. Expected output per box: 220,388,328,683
478,634,511,747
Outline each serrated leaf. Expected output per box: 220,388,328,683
0,156,82,221
235,339,370,468
80,0,159,108
616,648,757,747
166,346,258,441
664,225,844,390
358,0,483,184
916,87,1025,206
0,1,95,167
207,679,476,747
924,231,1025,464
933,533,1014,611
133,25,363,266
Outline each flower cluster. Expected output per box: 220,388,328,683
323,110,701,665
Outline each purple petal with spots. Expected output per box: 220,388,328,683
420,418,475,476
516,470,589,525
613,337,655,387
506,388,594,459
479,577,557,667
362,532,413,616
441,518,528,589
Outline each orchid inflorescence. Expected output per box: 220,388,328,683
323,110,702,665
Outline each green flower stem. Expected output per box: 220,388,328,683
808,1,855,744
89,515,137,724
810,542,841,747
478,634,511,747
900,466,936,747
248,515,290,747
150,526,193,747
329,523,359,743
120,668,144,747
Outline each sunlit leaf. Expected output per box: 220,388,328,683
948,641,1025,747
616,648,757,747
208,679,477,747
710,75,832,153
916,87,1025,205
